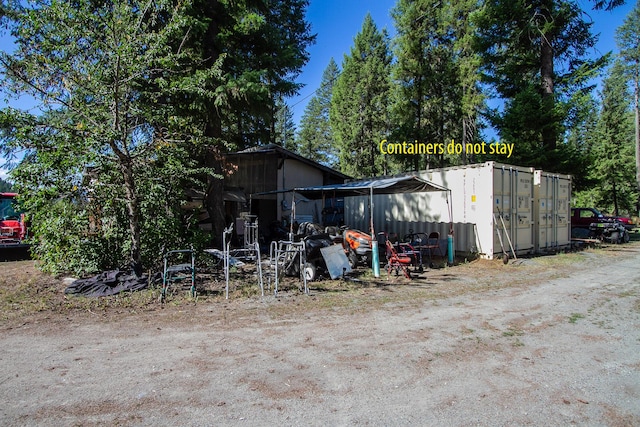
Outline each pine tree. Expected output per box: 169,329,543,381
562,91,600,192
330,14,392,178
0,178,12,193
447,0,485,164
297,58,340,166
590,61,636,215
391,0,483,170
274,99,296,150
176,0,315,241
616,0,640,215
473,0,610,169
186,0,314,149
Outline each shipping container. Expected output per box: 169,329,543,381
533,170,572,253
343,162,536,259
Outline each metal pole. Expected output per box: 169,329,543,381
500,213,517,260
447,189,454,265
290,192,296,239
223,223,233,299
255,240,264,296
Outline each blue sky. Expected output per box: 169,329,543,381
286,0,397,121
0,0,637,179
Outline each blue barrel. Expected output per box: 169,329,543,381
447,234,454,265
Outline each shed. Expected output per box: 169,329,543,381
224,144,349,238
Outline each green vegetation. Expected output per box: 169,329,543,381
0,0,314,274
569,312,585,323
297,58,340,166
1,0,639,274
330,14,393,178
0,177,12,193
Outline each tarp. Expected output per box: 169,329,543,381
64,270,159,297
223,189,247,203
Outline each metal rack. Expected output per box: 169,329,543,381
221,219,264,299
161,248,196,303
269,239,307,296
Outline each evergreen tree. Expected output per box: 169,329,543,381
562,91,600,192
0,177,12,193
297,58,340,166
616,0,640,215
330,14,392,178
273,99,296,150
473,0,609,169
447,0,485,163
188,0,314,150
585,61,636,215
184,0,315,240
391,0,483,170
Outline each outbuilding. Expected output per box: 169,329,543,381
224,144,349,238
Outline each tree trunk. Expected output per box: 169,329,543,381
204,125,227,248
120,160,142,274
415,72,422,172
201,1,227,247
612,178,619,216
540,2,557,151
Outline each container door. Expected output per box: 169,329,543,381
493,166,534,256
535,171,571,252
555,176,571,247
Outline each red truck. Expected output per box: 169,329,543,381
571,207,635,231
0,193,29,248
571,207,633,244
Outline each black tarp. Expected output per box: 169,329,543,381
64,270,158,297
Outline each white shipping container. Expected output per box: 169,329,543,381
343,162,536,259
533,170,572,253
422,162,535,259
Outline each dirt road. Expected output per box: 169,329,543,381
1,244,639,426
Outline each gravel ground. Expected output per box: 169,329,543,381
1,242,639,426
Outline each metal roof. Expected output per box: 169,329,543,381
293,175,449,199
231,143,350,180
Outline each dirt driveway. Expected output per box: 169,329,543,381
1,242,639,426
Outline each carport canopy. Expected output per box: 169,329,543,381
293,175,449,199
292,175,451,278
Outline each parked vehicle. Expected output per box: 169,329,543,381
571,207,630,243
571,207,635,231
588,221,629,244
0,193,29,248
